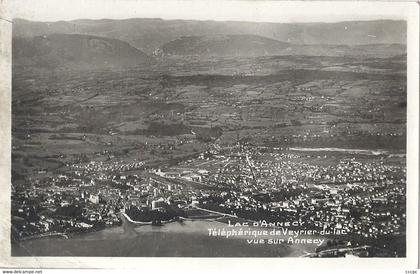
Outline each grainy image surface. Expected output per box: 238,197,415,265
11,18,407,257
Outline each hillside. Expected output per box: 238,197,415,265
13,33,155,70
160,35,291,57
13,18,406,54
159,35,406,58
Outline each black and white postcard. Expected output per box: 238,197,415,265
0,0,418,270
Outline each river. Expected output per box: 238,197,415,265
288,147,391,155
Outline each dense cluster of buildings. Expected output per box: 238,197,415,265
11,143,406,257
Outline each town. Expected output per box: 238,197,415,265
11,17,407,258
11,140,406,257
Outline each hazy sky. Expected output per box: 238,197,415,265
6,0,411,23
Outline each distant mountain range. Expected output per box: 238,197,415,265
12,19,406,70
13,33,154,70
13,18,406,55
159,34,405,58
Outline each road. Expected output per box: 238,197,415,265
192,205,238,218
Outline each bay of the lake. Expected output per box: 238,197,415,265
12,217,317,257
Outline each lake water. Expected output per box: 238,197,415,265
11,217,320,257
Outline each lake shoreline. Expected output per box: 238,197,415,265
12,215,315,257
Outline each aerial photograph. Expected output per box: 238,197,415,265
10,14,407,257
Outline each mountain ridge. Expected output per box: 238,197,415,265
13,33,155,70
159,34,406,58
13,18,406,54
